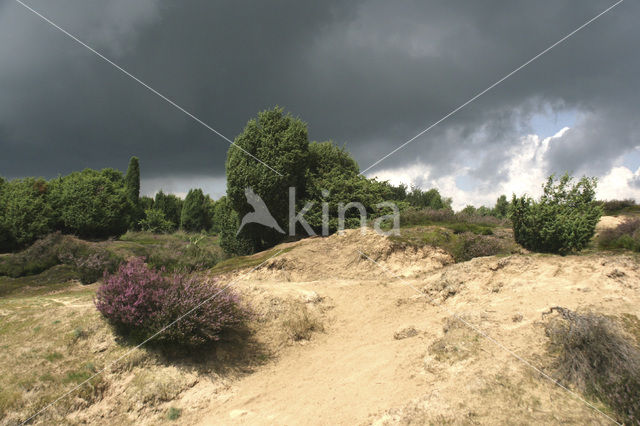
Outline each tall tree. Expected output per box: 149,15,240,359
180,189,207,232
124,156,140,206
226,107,309,252
493,194,509,218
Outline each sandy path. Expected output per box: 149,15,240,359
191,247,640,425
196,279,438,425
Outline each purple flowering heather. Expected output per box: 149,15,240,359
95,257,249,347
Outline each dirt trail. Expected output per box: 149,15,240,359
184,224,640,425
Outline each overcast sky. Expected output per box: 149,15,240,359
0,0,638,208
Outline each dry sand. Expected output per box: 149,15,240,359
171,221,640,425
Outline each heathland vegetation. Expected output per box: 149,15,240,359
1,107,639,424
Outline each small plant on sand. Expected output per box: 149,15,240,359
544,307,640,424
510,174,602,254
167,407,182,420
95,258,250,347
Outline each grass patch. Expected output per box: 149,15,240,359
0,264,78,297
210,246,294,275
115,231,223,272
44,352,63,362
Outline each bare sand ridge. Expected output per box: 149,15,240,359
174,223,640,425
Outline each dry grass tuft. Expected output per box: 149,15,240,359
280,301,324,342
544,307,640,424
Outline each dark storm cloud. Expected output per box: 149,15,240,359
0,0,637,186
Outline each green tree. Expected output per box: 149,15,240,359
140,196,154,212
217,196,253,255
154,190,183,230
406,187,445,209
139,209,173,233
125,157,141,229
226,107,309,252
461,205,477,215
510,173,602,254
124,156,140,205
0,178,54,251
303,141,390,233
180,189,208,232
493,194,509,218
49,169,132,238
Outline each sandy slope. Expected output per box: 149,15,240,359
177,226,640,425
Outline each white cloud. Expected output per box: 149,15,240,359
370,127,640,210
141,175,226,200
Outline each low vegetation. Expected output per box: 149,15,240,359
544,307,640,424
95,258,251,348
599,198,639,216
598,217,640,252
390,225,518,262
511,174,602,254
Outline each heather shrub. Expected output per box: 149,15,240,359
598,218,640,251
59,246,121,284
545,307,640,424
95,258,250,347
452,232,504,262
510,174,602,254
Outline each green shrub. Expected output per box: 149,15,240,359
180,189,209,232
139,209,174,234
48,169,133,239
154,191,182,230
545,307,640,424
0,178,55,251
226,107,309,251
218,197,254,256
510,174,602,254
58,246,122,284
451,232,504,262
0,232,66,277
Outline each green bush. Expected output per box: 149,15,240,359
180,189,210,232
0,178,55,251
510,174,602,254
49,169,133,239
218,197,254,256
226,107,309,251
139,209,174,234
0,233,66,277
154,191,183,230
